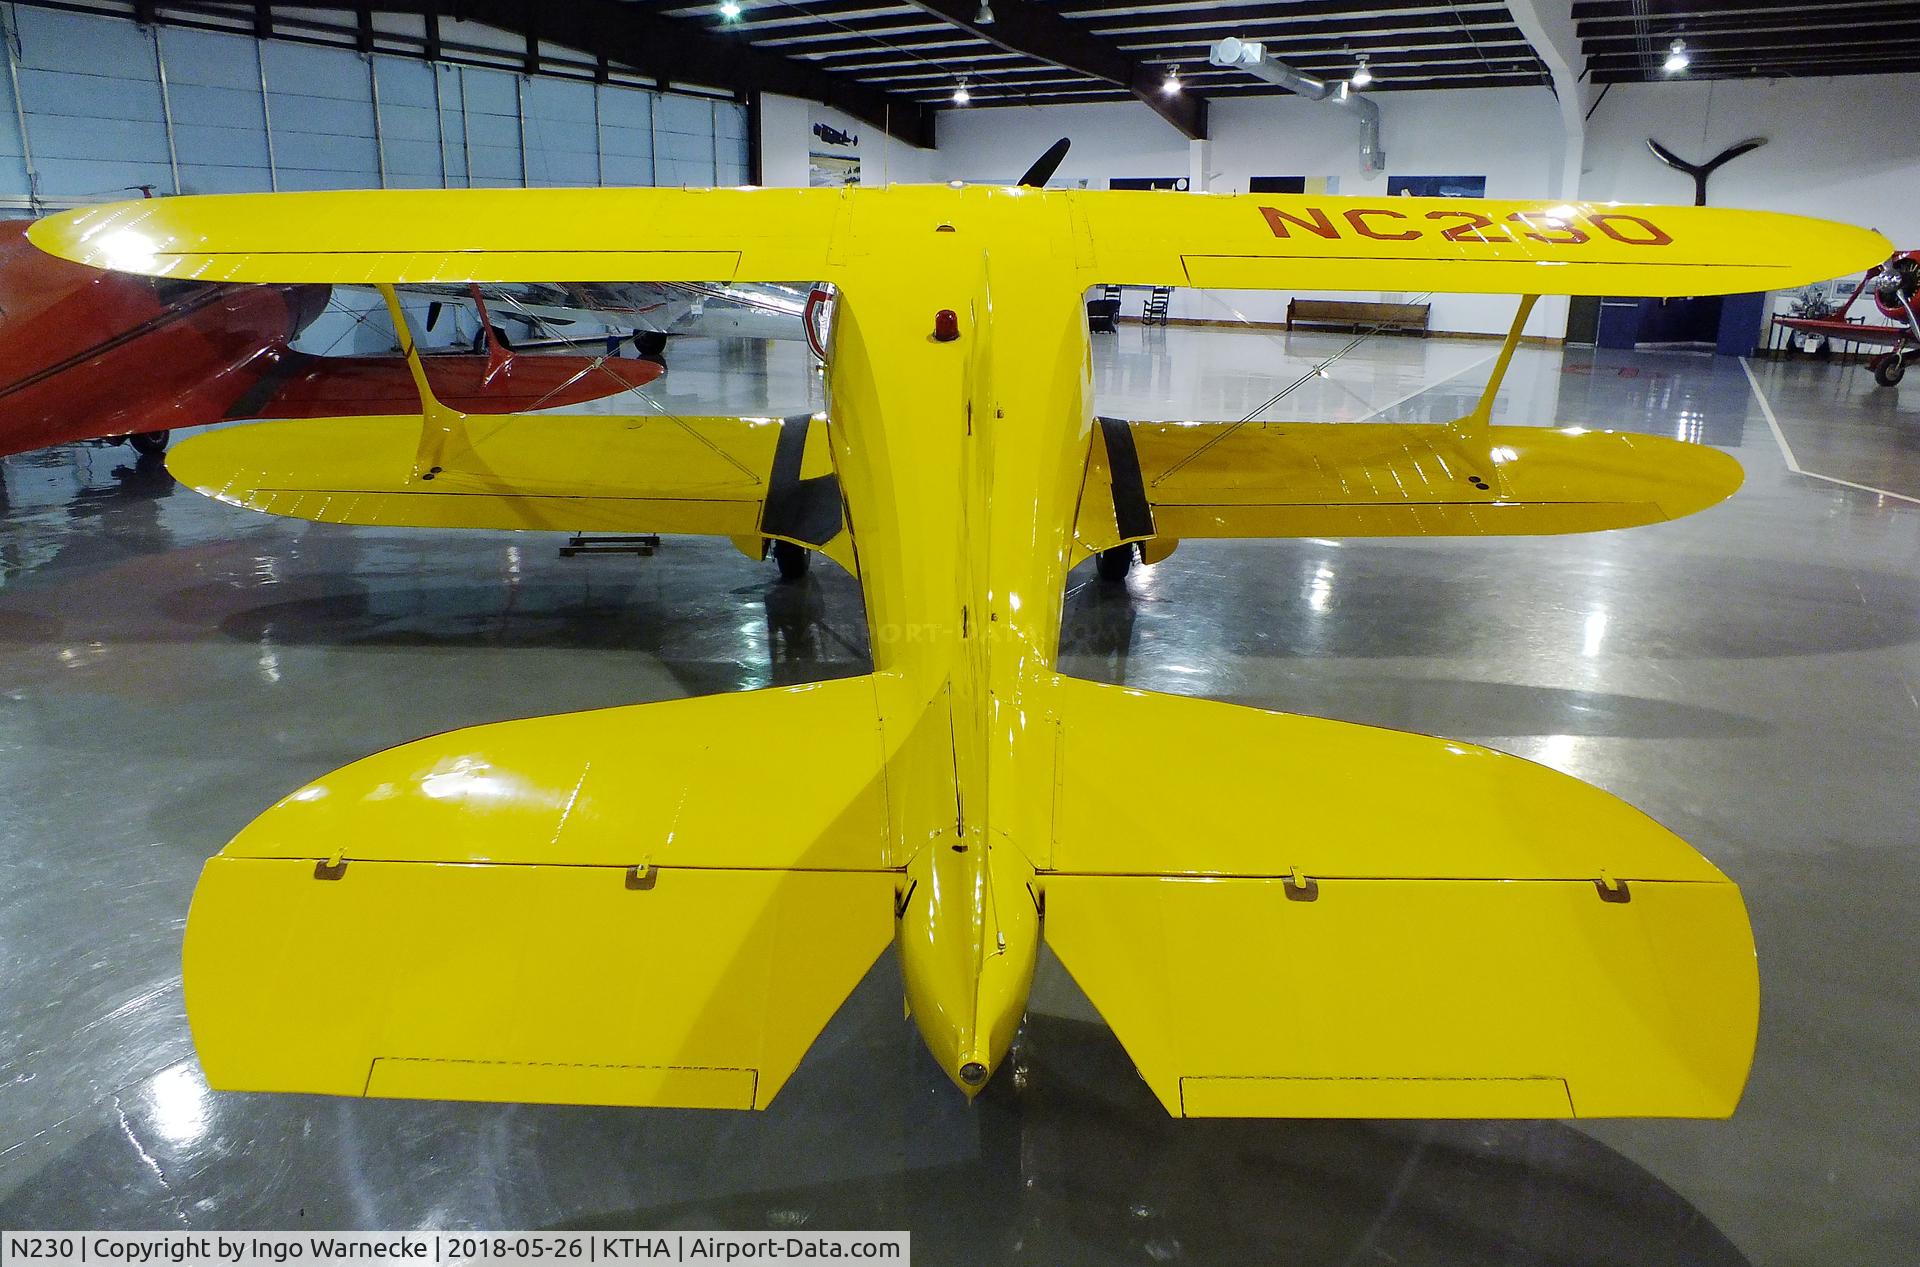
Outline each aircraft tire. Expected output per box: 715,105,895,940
1095,544,1135,583
1873,354,1905,388
772,540,811,581
128,431,170,456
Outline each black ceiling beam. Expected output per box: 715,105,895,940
1573,0,1882,15
1593,58,1914,82
1587,47,1919,72
936,69,1548,106
1056,0,1511,21
768,10,1531,66
860,41,1544,90
1583,29,1920,55
1112,27,1535,55
314,0,935,146
1578,8,1904,39
1072,5,1513,38
902,0,1207,139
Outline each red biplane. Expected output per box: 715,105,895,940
0,219,656,459
1772,249,1920,387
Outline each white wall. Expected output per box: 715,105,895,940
758,93,811,188
1582,73,1918,248
756,93,936,188
931,90,1571,337
754,73,1920,338
933,101,1193,186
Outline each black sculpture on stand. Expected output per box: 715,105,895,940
1646,137,1767,206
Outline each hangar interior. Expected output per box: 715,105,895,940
0,2,1915,1265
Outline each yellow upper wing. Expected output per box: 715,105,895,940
29,186,841,283
31,185,1890,298
1071,190,1891,296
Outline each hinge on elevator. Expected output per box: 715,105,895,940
1594,870,1631,903
626,862,658,891
1284,867,1319,902
313,850,347,881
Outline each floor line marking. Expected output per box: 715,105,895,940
1738,357,1920,507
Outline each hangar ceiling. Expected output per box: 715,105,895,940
38,0,1909,154
643,1,1552,115
1574,0,1917,83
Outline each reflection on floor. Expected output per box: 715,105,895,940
1,329,1916,1266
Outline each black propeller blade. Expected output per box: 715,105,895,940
1018,138,1071,189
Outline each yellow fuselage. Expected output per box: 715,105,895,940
825,188,1090,1091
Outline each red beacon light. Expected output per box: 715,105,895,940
932,309,960,342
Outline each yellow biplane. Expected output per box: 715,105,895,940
31,184,1887,1118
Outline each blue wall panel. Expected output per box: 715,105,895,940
459,65,522,187
0,26,27,201
161,28,272,195
597,83,654,187
14,8,170,198
523,76,597,186
431,64,469,187
375,57,443,188
0,6,750,207
264,41,378,190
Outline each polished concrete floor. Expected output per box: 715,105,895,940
1,327,1916,1265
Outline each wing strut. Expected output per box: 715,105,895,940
1453,294,1538,439
1445,293,1539,480
376,282,469,483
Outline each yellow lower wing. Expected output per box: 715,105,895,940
169,411,854,569
1076,419,1742,554
1038,676,1757,1119
185,677,898,1109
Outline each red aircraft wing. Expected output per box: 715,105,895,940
1773,316,1915,348
0,220,652,457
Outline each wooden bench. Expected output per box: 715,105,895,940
1286,298,1431,336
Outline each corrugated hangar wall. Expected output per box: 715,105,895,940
0,4,749,209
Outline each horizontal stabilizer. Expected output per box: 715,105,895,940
168,411,853,567
1077,421,1742,551
185,677,897,1109
1038,676,1757,1119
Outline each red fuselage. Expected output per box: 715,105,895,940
0,219,655,458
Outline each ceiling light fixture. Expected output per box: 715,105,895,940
953,79,971,105
975,2,994,23
719,1,742,17
1663,38,1690,73
1350,53,1372,87
1162,64,1182,95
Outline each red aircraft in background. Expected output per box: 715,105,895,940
0,219,654,460
1773,249,1920,388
